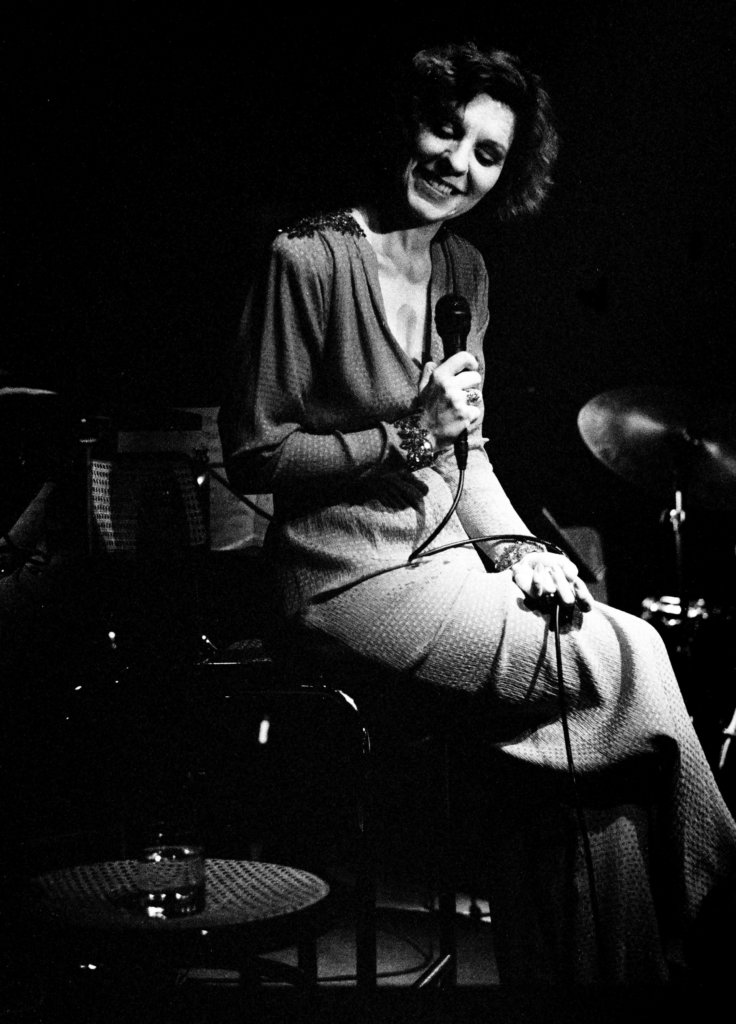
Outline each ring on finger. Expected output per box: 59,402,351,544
465,388,482,405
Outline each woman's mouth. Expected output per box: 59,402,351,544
413,166,463,199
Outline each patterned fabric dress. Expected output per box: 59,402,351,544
219,212,736,983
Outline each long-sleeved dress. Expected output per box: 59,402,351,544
218,210,736,984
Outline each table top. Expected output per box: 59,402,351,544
31,859,330,932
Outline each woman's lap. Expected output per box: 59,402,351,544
302,557,679,755
300,557,736,981
302,556,735,870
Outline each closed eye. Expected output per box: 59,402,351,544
477,145,506,167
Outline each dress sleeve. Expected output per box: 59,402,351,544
218,234,407,496
435,446,533,558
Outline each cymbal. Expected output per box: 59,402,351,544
578,387,736,511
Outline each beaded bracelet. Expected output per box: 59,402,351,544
395,413,436,471
493,540,547,573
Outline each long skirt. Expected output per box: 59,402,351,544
300,550,736,984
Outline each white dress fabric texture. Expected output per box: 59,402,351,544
218,213,736,984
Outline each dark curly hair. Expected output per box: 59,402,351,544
399,42,559,220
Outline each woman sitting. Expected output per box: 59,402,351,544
219,41,736,983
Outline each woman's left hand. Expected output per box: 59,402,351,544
511,551,594,613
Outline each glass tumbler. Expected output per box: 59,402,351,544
136,833,206,918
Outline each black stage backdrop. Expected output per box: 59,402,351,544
6,3,736,614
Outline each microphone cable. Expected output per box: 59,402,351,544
550,599,605,979
312,528,605,977
421,531,605,977
206,463,273,521
417,530,606,978
420,283,602,962
409,467,466,561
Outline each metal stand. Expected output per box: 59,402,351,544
663,432,703,659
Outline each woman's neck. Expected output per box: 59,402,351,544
352,205,442,268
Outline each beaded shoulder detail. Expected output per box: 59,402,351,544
278,210,365,240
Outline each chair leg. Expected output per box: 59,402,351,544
355,729,457,990
355,725,378,991
355,852,378,990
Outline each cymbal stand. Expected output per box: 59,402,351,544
719,706,736,773
665,432,701,659
667,487,686,632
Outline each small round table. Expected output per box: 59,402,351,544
30,859,331,1008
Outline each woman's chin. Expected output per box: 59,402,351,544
405,191,456,226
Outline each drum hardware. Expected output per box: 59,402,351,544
577,386,736,512
641,594,712,629
719,708,736,772
579,388,736,780
639,594,732,662
578,386,736,633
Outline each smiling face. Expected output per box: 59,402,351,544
401,93,516,225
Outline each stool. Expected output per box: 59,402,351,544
26,858,331,1013
276,629,459,991
206,632,458,990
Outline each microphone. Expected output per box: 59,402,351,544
435,294,472,470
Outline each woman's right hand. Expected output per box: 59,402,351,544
417,353,483,451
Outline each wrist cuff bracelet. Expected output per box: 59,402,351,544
493,540,546,572
395,414,436,471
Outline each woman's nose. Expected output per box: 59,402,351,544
442,141,471,175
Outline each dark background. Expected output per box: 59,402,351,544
6,3,736,615
3,11,736,992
